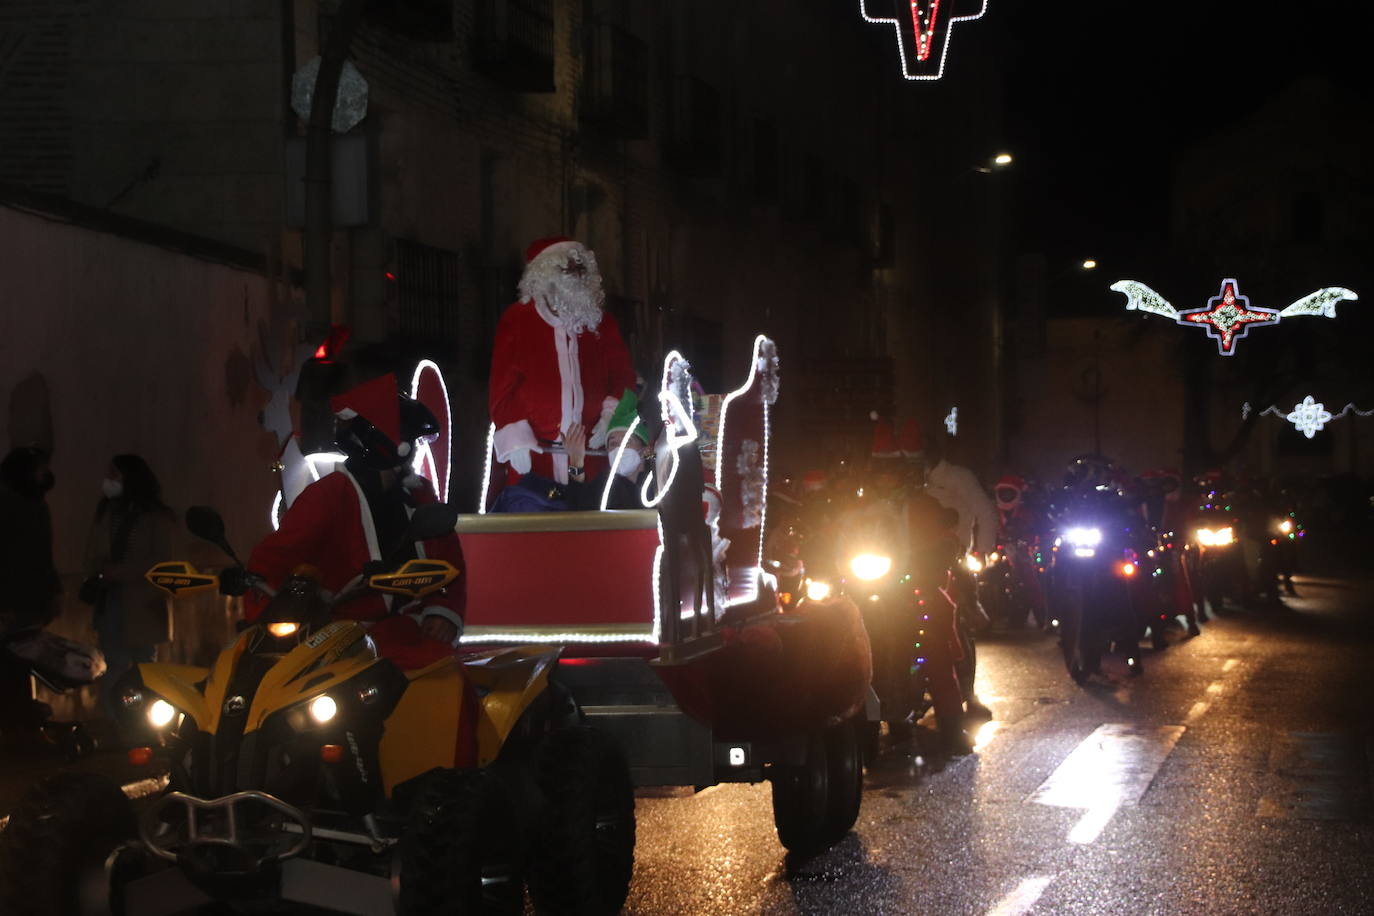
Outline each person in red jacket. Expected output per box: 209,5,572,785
243,374,466,670
488,237,637,496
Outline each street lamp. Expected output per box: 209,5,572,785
1082,259,1098,270
975,152,1014,174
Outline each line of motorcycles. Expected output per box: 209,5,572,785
768,481,1307,722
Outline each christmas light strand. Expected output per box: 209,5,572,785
1112,280,1359,356
1252,397,1374,438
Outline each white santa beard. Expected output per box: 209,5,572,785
520,251,606,335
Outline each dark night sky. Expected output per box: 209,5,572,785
991,0,1369,272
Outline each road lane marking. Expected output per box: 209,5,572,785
1029,724,1186,844
985,875,1056,916
1185,701,1210,723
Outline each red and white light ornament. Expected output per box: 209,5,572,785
860,0,990,80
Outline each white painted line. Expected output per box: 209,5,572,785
0,774,167,833
1185,701,1210,723
1067,803,1120,844
1029,724,1186,845
986,875,1056,916
1222,658,1239,672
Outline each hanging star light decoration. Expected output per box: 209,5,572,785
1285,396,1333,439
1111,279,1358,356
860,0,989,80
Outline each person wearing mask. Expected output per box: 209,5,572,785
564,389,650,510
82,454,177,719
241,374,466,668
0,447,61,748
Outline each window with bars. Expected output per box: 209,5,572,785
473,0,555,92
582,20,648,138
391,239,461,356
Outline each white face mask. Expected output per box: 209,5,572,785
101,478,123,499
614,448,643,480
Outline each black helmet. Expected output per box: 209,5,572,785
336,395,439,471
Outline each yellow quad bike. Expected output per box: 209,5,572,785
0,504,635,916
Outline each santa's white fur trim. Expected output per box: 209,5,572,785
419,606,465,645
493,419,538,463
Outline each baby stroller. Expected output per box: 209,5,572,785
0,626,104,760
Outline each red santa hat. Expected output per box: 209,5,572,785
871,419,899,458
331,374,401,446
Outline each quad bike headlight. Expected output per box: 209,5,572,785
1195,527,1234,547
964,554,984,574
308,694,338,724
267,621,300,638
849,553,892,581
147,699,178,728
804,578,833,602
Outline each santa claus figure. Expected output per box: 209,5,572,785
488,237,637,492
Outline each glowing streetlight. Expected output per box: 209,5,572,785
1082,259,1098,270
993,152,1013,166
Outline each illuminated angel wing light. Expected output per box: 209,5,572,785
1277,288,1358,319
1111,280,1180,320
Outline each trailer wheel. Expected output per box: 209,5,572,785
398,768,525,916
527,726,635,916
821,719,863,841
0,771,136,916
771,729,831,855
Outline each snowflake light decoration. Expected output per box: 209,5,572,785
860,0,990,80
1285,396,1333,439
1111,279,1358,356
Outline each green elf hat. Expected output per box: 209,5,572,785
607,389,640,439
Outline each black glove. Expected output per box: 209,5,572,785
219,567,252,597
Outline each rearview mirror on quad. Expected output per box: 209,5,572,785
185,505,242,564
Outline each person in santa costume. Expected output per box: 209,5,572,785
488,237,638,496
240,374,467,671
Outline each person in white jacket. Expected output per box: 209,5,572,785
921,436,999,559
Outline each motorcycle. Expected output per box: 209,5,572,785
1046,502,1149,682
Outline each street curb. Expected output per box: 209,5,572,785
0,774,167,833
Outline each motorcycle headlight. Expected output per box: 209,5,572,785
147,699,178,728
1064,527,1102,548
805,578,833,601
309,694,338,724
267,621,300,638
1213,526,1234,546
849,554,892,581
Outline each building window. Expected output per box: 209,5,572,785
391,239,461,357
581,20,648,137
667,76,722,176
474,0,555,92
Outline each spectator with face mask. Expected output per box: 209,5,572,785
82,454,178,719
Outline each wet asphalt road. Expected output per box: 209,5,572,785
626,575,1374,915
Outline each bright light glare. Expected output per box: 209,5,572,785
964,554,983,574
1120,562,1136,577
309,695,338,724
805,578,832,602
850,553,893,581
1196,527,1234,547
1082,259,1098,270
267,622,299,638
993,152,1013,166
1279,520,1294,534
1074,547,1096,558
147,699,176,728
1064,527,1102,548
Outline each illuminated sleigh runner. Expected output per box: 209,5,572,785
466,335,876,855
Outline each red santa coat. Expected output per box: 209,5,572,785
489,299,636,485
245,469,466,633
